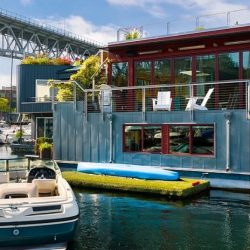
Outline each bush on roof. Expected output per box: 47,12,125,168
21,53,72,65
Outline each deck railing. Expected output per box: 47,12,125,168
25,80,250,119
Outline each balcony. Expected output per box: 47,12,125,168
21,80,250,120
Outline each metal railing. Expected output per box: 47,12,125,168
115,8,250,42
26,80,250,119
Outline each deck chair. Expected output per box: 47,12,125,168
185,88,214,111
152,91,172,111
99,84,112,112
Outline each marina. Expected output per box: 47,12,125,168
0,3,250,249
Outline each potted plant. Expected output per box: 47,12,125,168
39,142,53,160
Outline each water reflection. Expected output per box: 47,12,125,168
68,189,250,250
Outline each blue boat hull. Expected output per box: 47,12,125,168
77,162,179,181
0,219,78,247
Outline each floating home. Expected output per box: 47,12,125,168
17,24,250,190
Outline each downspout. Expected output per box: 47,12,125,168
107,114,113,163
224,112,232,171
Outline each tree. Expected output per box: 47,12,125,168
0,98,9,118
70,55,107,89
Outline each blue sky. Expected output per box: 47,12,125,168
1,0,250,88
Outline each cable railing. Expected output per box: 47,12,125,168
115,8,250,42
28,80,250,119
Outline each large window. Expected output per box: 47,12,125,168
243,51,250,79
174,57,192,110
218,52,240,108
123,124,214,156
196,55,215,83
112,62,128,87
135,61,152,86
36,117,53,138
154,59,171,85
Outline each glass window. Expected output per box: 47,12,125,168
124,125,142,152
219,52,239,80
36,118,53,138
154,59,171,85
218,52,240,107
111,62,128,87
123,124,215,156
174,57,192,110
192,126,214,155
36,80,54,102
174,57,192,84
143,126,161,153
196,55,215,83
135,61,152,86
169,126,190,154
243,51,250,79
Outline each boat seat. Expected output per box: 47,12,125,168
32,179,56,196
0,172,9,183
0,182,38,199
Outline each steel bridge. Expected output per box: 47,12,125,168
0,8,103,61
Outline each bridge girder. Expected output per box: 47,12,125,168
0,10,102,60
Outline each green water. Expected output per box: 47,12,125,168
68,189,250,250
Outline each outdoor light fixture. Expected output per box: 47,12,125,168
138,50,162,55
178,45,205,51
224,40,250,45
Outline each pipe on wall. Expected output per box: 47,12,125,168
107,114,113,163
224,112,232,171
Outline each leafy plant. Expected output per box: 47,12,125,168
125,29,141,40
15,129,24,139
35,137,53,154
39,142,53,152
70,55,107,89
21,53,72,65
48,80,73,102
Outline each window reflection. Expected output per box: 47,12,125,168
154,59,171,85
143,126,161,153
243,51,250,79
192,126,214,154
174,57,192,110
135,61,152,86
36,118,53,138
218,52,240,108
112,62,128,87
124,126,142,152
169,126,190,153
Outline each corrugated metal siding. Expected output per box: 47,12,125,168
53,103,250,173
17,64,71,113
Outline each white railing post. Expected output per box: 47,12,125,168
247,81,250,120
142,88,146,121
84,92,88,121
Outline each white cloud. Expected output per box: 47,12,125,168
40,15,118,45
20,0,32,6
106,0,250,20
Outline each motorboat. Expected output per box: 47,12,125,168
0,155,79,248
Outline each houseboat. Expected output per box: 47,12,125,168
17,23,250,190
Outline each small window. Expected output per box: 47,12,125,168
124,125,142,152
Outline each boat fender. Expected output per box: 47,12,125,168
192,181,200,186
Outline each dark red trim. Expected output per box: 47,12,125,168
108,25,250,50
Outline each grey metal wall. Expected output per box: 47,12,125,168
17,64,71,113
53,102,250,173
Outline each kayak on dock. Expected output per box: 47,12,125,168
77,162,180,181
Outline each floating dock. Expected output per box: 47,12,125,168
63,171,209,198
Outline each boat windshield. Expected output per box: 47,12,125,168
0,157,59,172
